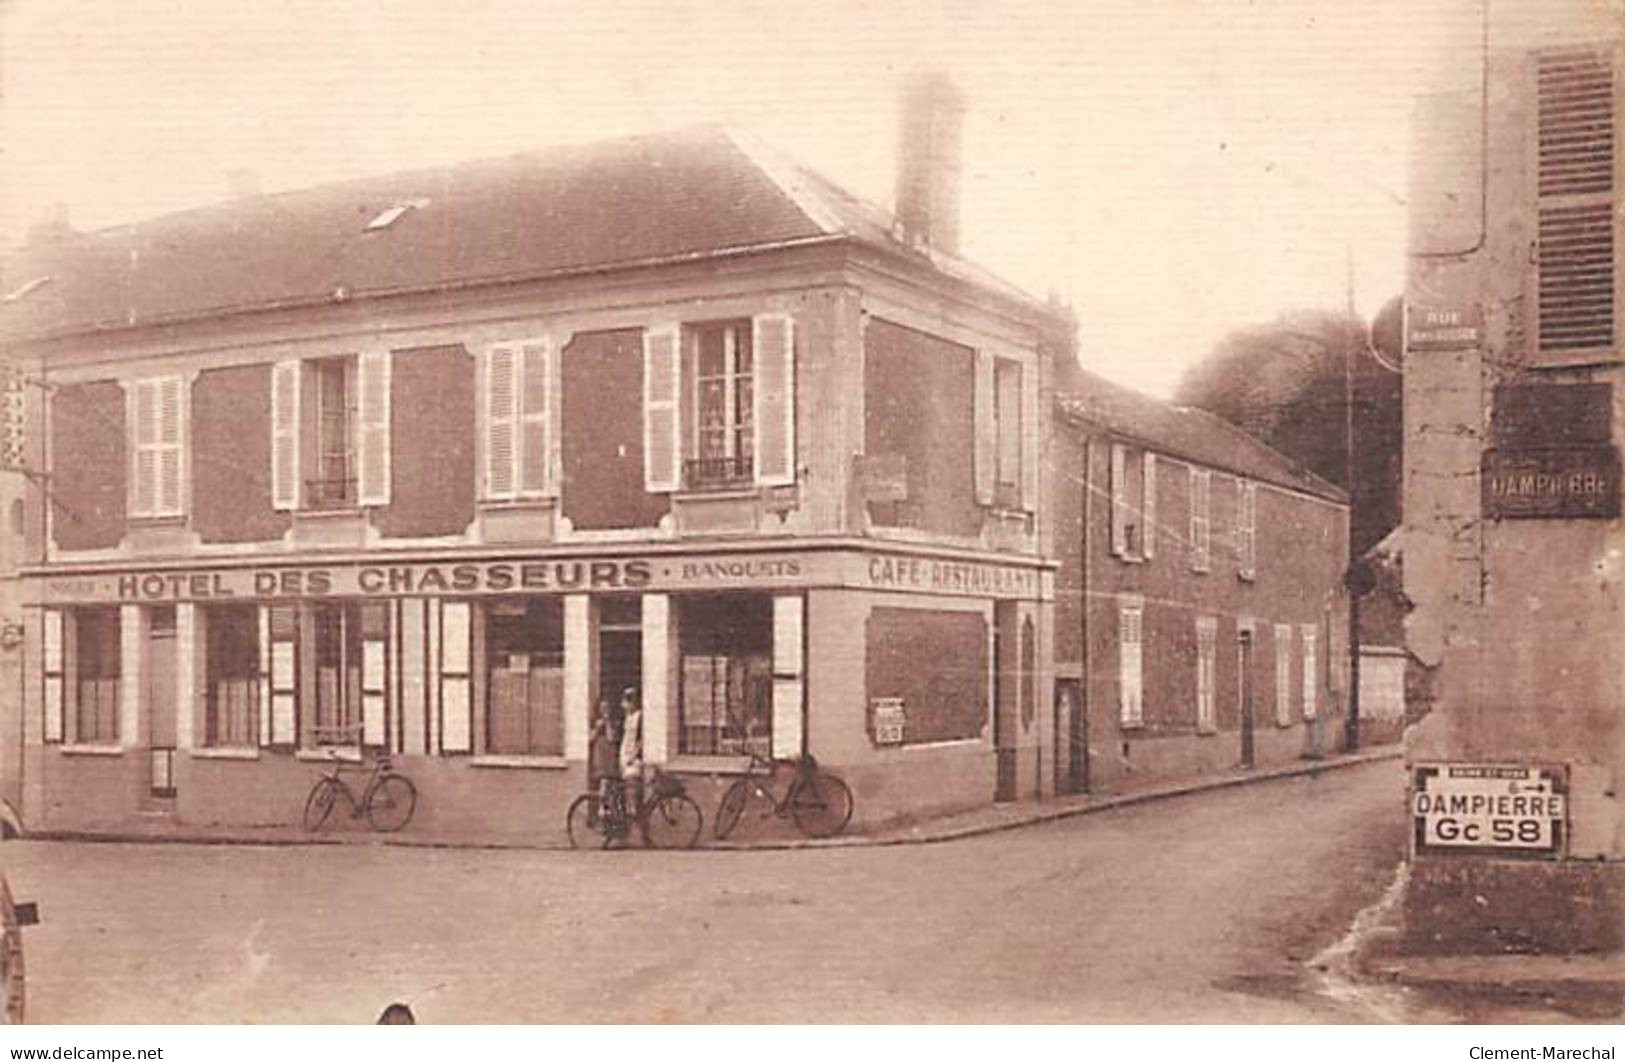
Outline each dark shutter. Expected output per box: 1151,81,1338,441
1538,48,1616,356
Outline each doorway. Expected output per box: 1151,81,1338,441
1238,629,1255,769
146,607,177,801
1056,678,1085,793
597,596,643,709
993,602,1018,802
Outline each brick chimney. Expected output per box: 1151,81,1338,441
893,70,965,256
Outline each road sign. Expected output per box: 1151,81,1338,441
1412,763,1567,858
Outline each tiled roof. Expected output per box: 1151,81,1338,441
1,126,1051,342
1054,364,1347,504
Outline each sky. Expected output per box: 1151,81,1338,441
0,0,1484,396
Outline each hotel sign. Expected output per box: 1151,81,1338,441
1482,447,1620,519
1412,763,1567,858
34,549,1045,604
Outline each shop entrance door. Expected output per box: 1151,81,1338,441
146,608,177,802
597,597,643,712
1238,630,1255,769
992,604,1018,802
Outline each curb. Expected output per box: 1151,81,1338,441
22,746,1403,854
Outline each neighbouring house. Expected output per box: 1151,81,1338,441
0,82,1069,840
1050,365,1351,795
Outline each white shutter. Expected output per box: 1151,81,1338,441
973,351,995,505
356,351,391,506
643,326,681,493
1275,623,1294,726
1190,468,1211,572
1301,626,1318,720
1110,444,1128,557
1142,453,1158,559
1118,603,1143,727
440,601,472,753
362,638,388,747
771,594,805,760
1237,480,1257,580
1195,616,1217,732
752,313,795,486
518,339,551,496
257,607,272,748
156,376,183,516
42,609,63,744
484,344,517,500
271,361,301,511
131,380,157,517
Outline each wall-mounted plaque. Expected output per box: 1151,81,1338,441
1491,383,1612,450
1482,446,1620,519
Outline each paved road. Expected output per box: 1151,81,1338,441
3,760,1410,1023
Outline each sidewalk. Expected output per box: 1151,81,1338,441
24,744,1403,852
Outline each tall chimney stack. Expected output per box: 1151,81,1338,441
893,70,965,256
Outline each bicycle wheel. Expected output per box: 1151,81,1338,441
566,793,605,849
790,770,854,838
302,778,342,831
366,774,417,832
640,793,702,849
713,780,751,841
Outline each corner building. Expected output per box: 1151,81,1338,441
0,123,1063,840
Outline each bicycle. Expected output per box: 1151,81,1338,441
303,750,419,832
566,769,703,849
713,752,854,840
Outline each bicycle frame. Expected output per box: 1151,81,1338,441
320,757,392,818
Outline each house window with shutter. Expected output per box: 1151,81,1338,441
481,340,553,502
1274,622,1294,726
1301,625,1318,720
1236,480,1256,580
1118,598,1144,727
131,376,185,519
993,357,1022,506
1189,467,1211,572
1110,444,1152,560
1536,47,1616,360
272,352,391,511
675,315,796,492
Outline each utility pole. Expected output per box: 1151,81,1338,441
1343,245,1362,753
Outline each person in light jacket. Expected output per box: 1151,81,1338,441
618,686,644,817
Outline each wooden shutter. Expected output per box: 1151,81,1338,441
1537,47,1616,359
752,313,795,487
484,344,517,500
130,380,157,517
973,351,995,505
518,340,551,496
265,604,297,745
362,630,388,748
156,376,183,516
1301,626,1318,720
1274,623,1294,726
1142,453,1157,559
1190,468,1211,572
356,351,391,506
271,361,300,511
42,609,63,744
439,601,472,753
771,594,805,760
1237,480,1257,579
1118,603,1143,727
643,326,680,493
1110,444,1128,556
1021,360,1038,512
1195,615,1216,732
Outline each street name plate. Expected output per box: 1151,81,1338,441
1481,446,1621,519
1406,303,1482,351
1412,763,1567,858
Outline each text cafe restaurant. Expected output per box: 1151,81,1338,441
26,546,1047,839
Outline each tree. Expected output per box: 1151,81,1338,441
1173,306,1402,556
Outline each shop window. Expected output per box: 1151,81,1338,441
74,607,121,744
865,607,987,745
307,602,388,747
205,605,260,748
484,599,564,756
678,595,772,756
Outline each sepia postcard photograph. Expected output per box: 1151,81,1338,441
0,0,1621,1050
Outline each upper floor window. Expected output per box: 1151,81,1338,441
481,339,554,502
690,320,755,490
272,352,391,511
974,352,1035,512
1189,467,1212,572
643,313,795,494
1235,479,1257,580
1117,597,1144,727
130,375,185,519
1110,444,1156,560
